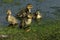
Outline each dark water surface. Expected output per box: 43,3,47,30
0,0,60,26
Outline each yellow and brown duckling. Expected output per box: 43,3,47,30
19,12,32,32
19,12,32,28
6,9,18,27
16,4,33,19
24,13,33,32
25,13,32,26
33,10,42,20
16,4,33,29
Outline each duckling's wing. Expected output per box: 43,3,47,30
11,16,18,23
16,10,25,18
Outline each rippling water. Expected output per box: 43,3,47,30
0,0,60,26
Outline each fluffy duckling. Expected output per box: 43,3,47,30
16,4,33,19
24,13,33,32
6,9,18,27
19,12,27,28
25,13,33,32
33,10,42,20
19,12,32,29
25,13,32,26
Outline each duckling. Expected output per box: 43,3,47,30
24,13,32,29
6,9,18,27
24,13,33,32
34,10,42,20
25,13,32,24
19,12,32,29
19,12,27,29
16,4,33,19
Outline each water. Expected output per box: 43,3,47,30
0,0,60,26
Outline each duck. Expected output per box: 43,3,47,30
19,12,32,29
6,9,18,27
33,10,42,20
16,3,33,19
25,13,32,26
20,12,32,32
25,13,33,32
